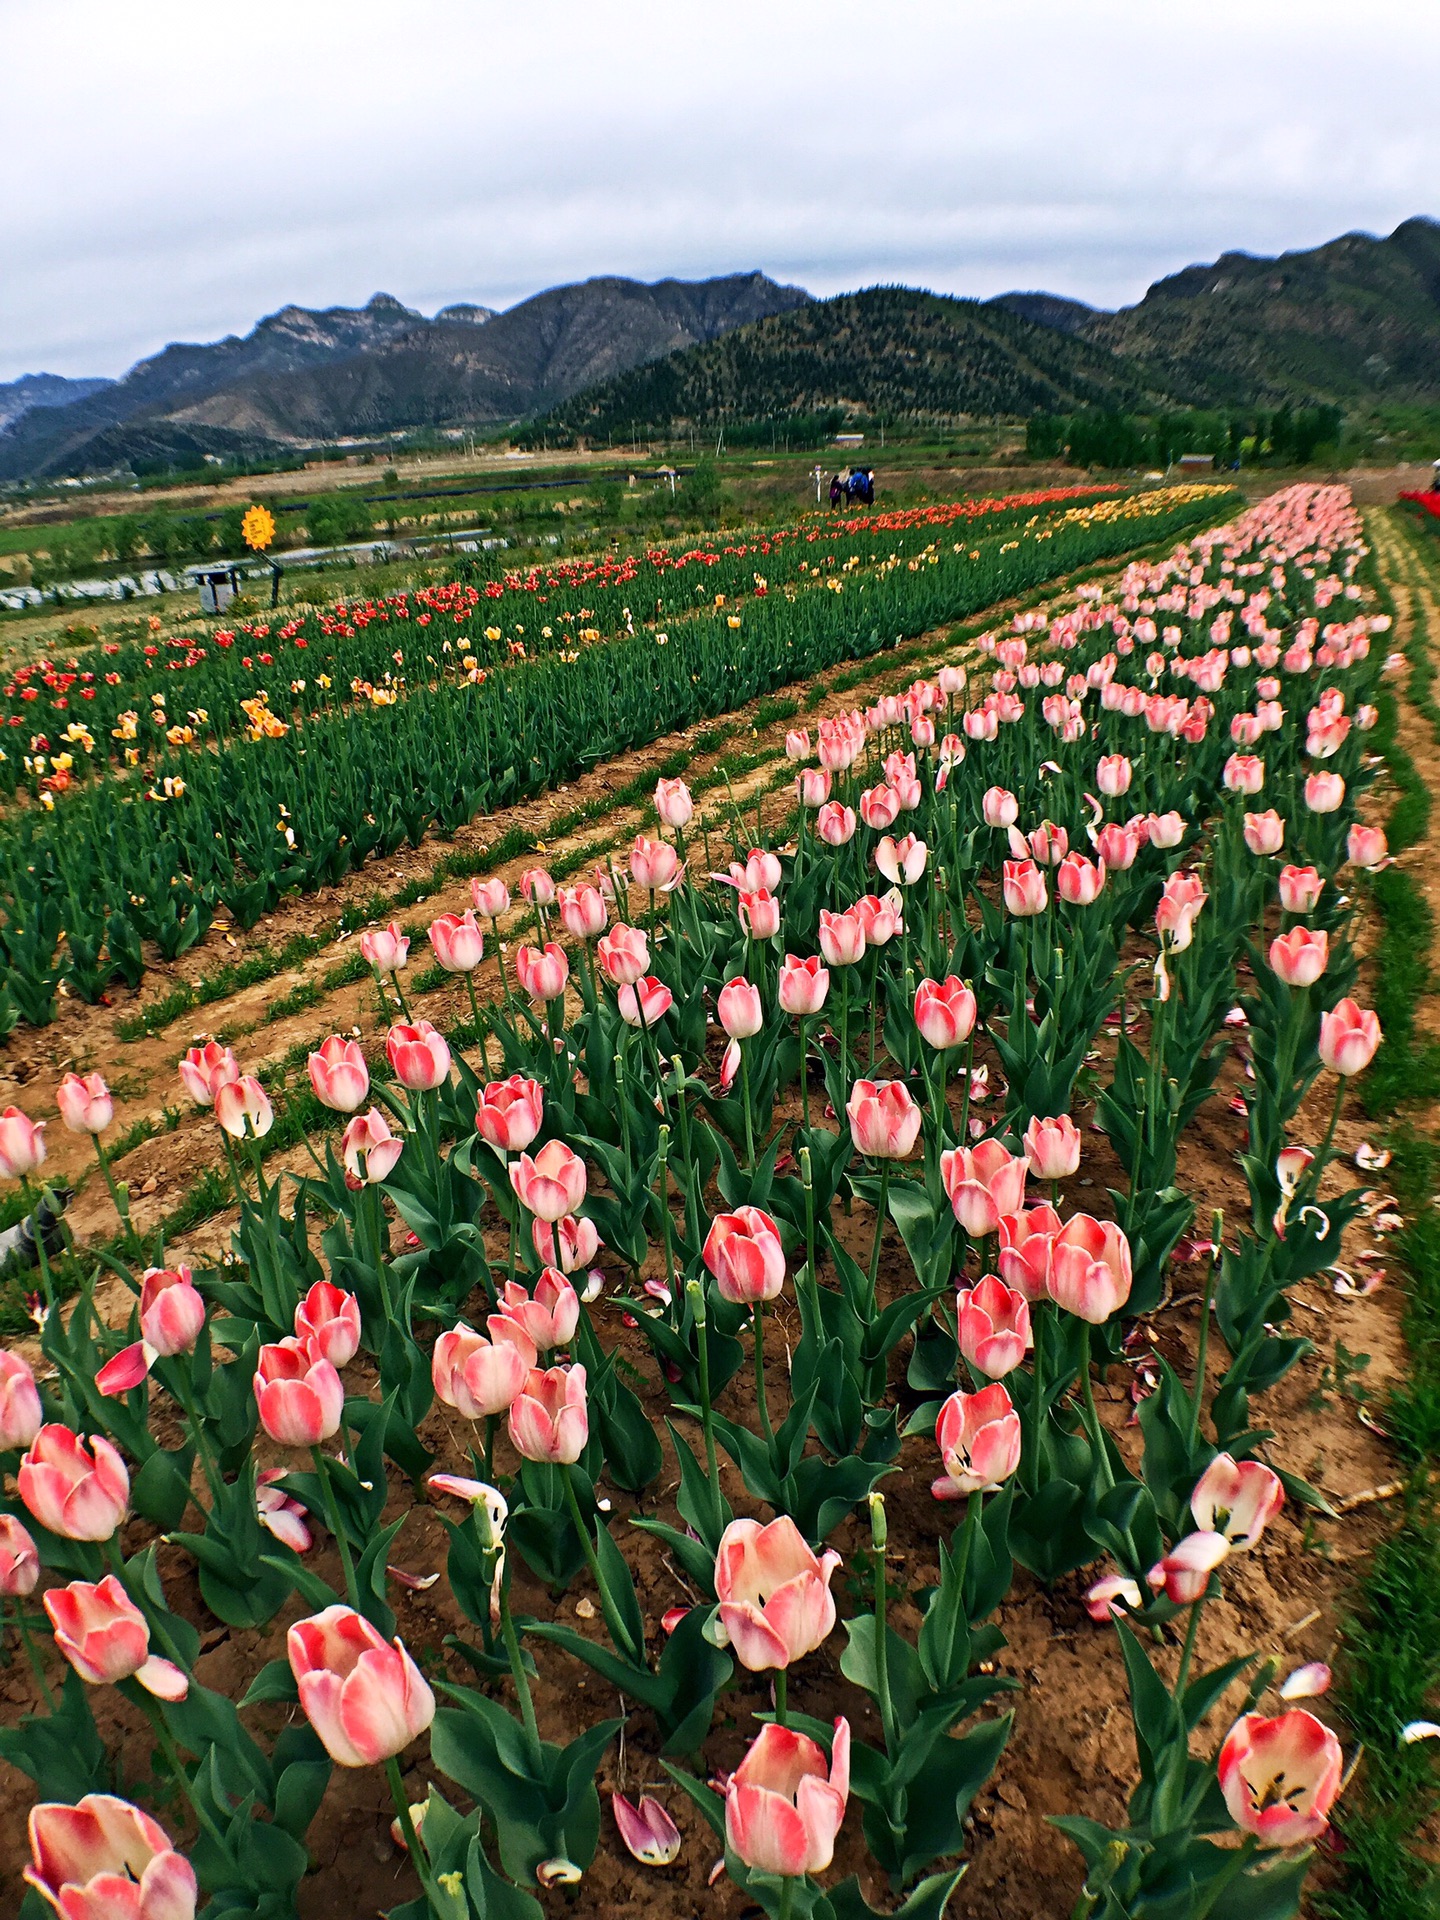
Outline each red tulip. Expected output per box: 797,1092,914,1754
510,1139,587,1221
308,1036,369,1113
429,909,484,973
738,888,781,939
933,1382,1021,1497
177,1040,240,1107
617,974,673,1026
1218,1710,1343,1847
45,1575,188,1698
25,1795,197,1920
57,1071,113,1136
818,907,865,967
725,1718,850,1876
288,1605,435,1768
0,1349,42,1450
778,953,829,1016
359,921,409,973
1190,1452,1284,1547
0,1512,39,1595
0,1106,46,1179
253,1339,343,1446
654,776,694,828
1002,859,1047,917
558,883,607,939
913,976,976,1050
509,1363,589,1463
532,1212,601,1273
1048,1214,1132,1322
385,1020,451,1090
18,1426,129,1541
471,877,510,919
295,1281,361,1369
703,1206,786,1303
475,1075,544,1152
515,942,569,1003
500,1268,580,1351
432,1319,535,1418
718,976,763,1039
956,1275,1030,1378
941,1140,1027,1237
847,1078,921,1159
597,923,649,985
1243,810,1285,856
215,1075,273,1140
341,1108,402,1185
1269,926,1328,987
1278,864,1323,912
715,1516,840,1670
1318,998,1381,1075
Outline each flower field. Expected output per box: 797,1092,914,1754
0,480,1413,1920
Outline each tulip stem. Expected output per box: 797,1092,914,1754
740,1041,755,1171
1189,1245,1219,1455
872,1540,897,1761
840,969,851,1084
464,970,483,1039
495,1570,542,1758
24,1180,56,1312
166,1360,226,1512
1078,1351,1114,1495
1174,1593,1205,1701
798,1018,811,1136
778,1873,797,1920
866,1161,891,1323
482,1414,496,1488
311,1446,362,1611
8,1602,57,1712
138,1694,233,1861
1192,1834,1257,1917
959,1031,974,1145
385,1754,445,1911
1025,1305,1047,1494
693,1299,726,1544
773,1665,788,1728
752,1303,774,1444
94,1135,140,1254
562,1470,641,1667
390,969,413,1021
1313,1075,1347,1190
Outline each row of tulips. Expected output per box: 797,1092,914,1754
0,484,1384,1920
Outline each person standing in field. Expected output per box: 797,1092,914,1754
829,474,843,510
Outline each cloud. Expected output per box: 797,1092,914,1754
1,0,1435,380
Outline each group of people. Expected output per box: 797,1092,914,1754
829,466,875,510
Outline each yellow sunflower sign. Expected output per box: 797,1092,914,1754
241,504,276,552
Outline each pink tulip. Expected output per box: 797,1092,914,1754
1269,926,1329,988
715,1516,840,1671
471,877,510,919
797,767,831,808
510,1139,587,1221
738,888,781,939
859,784,901,831
1278,864,1323,913
818,907,865,967
1095,821,1140,871
1304,771,1345,814
515,941,570,1003
25,1796,197,1920
1146,1530,1230,1604
703,1206,786,1303
1056,852,1105,905
1048,1214,1132,1322
558,882,607,940
612,1792,683,1868
45,1576,188,1699
914,976,976,1050
617,975,673,1026
941,1140,1027,1237
853,892,901,946
1346,823,1388,870
718,976,763,1039
257,1467,313,1555
177,1040,240,1107
597,923,649,986
430,909,484,973
139,1265,206,1358
289,1605,435,1768
215,1075,273,1140
308,1036,370,1113
341,1108,402,1185
253,1339,343,1447
0,1512,39,1596
933,1382,1022,1498
875,833,927,886
475,1075,544,1153
1190,1453,1284,1547
432,1319,535,1419
96,1342,151,1399
1218,1709,1343,1847
295,1281,362,1369
532,1212,600,1273
778,954,829,1016
1155,871,1206,952
1146,810,1186,849
0,1349,43,1450
1318,998,1381,1075
0,1106,46,1179
982,786,1018,828
654,776,693,828
359,921,409,974
784,728,812,762
1096,754,1132,797
956,1275,1030,1378
1023,1113,1081,1182
725,1719,850,1876
18,1426,129,1541
815,801,857,846
1243,810,1285,857
501,1268,580,1352
1002,859,1047,917
1085,1573,1142,1622
520,867,556,907
509,1363,589,1463
57,1071,113,1136
847,1079,922,1159
1223,753,1265,795
385,1020,451,1090
630,835,684,893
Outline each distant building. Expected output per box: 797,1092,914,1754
1177,453,1215,477
834,433,865,448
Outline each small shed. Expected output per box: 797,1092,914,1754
1177,453,1215,478
194,565,244,613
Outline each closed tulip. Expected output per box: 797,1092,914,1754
0,1512,39,1596
715,1516,840,1671
913,976,976,1050
982,786,1018,828
1026,821,1069,866
854,892,901,946
308,1036,370,1113
630,835,684,893
0,1106,46,1179
1304,771,1345,814
1318,998,1381,1075
859,784,901,831
214,1075,273,1140
1347,823,1388,870
1278,864,1323,912
1095,754,1132,796
1048,1214,1132,1322
475,1075,544,1153
139,1265,206,1358
1243,810,1286,856
1218,1711,1343,1848
1155,870,1206,951
520,867,555,906
1095,821,1140,870
385,1020,451,1090
558,883,608,939
429,909,484,973
847,1079,922,1159
45,1575,188,1699
941,1140,1028,1237
818,907,866,967
253,1339,343,1447
717,976,763,1039
500,1269,580,1352
18,1425,128,1541
933,1382,1022,1497
25,1796,196,1920
654,776,693,828
815,801,857,846
1146,810,1186,849
509,1363,589,1463
294,1281,362,1369
703,1206,786,1303
288,1605,435,1768
778,954,829,1016
956,1275,1030,1378
532,1212,600,1273
510,1139,587,1221
341,1108,402,1185
1002,859,1047,917
1056,852,1105,905
597,923,649,985
784,728,812,761
725,1719,850,1877
1023,1113,1081,1181
875,833,927,886
797,767,831,808
1190,1453,1284,1547
0,1349,43,1451
1223,753,1265,794
471,877,510,919
515,942,569,1003
1146,1530,1231,1604
177,1040,241,1107
617,975,673,1026
1269,926,1329,987
432,1319,535,1419
56,1072,113,1136
738,888,781,939
359,922,409,974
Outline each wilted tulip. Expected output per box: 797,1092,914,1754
847,1079,922,1159
875,833,927,887
956,1275,1030,1378
509,1363,589,1464
341,1108,402,1185
704,1205,786,1303
1155,871,1206,952
253,1339,343,1447
25,1796,197,1920
914,976,976,1050
257,1468,313,1554
475,1075,544,1153
215,1075,274,1140
1318,998,1381,1075
0,1107,46,1179
45,1575,188,1699
429,909,484,973
725,1719,850,1876
510,1139,587,1221
19,1426,129,1541
308,1036,369,1113
289,1605,435,1768
1218,1711,1343,1847
933,1382,1022,1497
1146,1529,1230,1604
177,1040,241,1107
1085,1573,1142,1622
57,1072,113,1136
1190,1453,1284,1547
715,1516,840,1670
385,1020,451,1090
612,1793,682,1868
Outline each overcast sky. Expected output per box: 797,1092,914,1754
3,0,1435,383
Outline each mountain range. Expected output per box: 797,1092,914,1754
3,216,1437,476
